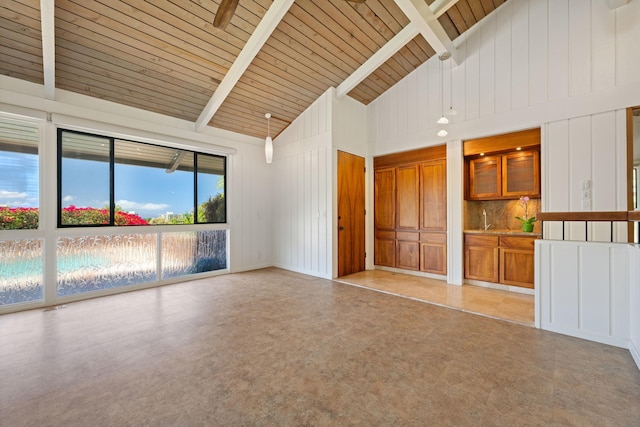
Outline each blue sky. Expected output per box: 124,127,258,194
1,152,221,219
0,151,39,208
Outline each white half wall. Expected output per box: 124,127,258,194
630,244,640,368
536,240,630,348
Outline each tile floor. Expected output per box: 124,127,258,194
1,267,638,425
338,269,535,326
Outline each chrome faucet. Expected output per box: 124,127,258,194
483,209,494,230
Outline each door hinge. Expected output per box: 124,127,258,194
365,252,367,258
364,209,366,216
364,166,366,173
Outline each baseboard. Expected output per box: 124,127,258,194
541,323,629,349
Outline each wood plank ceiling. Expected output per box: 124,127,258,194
0,0,507,139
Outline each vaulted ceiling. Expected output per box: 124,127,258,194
1,0,508,139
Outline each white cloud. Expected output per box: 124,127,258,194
63,195,75,202
0,190,28,201
0,190,38,208
116,199,170,212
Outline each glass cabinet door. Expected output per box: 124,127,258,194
469,156,501,199
502,151,540,197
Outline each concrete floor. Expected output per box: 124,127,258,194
1,267,639,426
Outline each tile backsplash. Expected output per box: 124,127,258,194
465,198,540,231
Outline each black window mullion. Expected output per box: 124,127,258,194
109,137,115,226
56,128,63,228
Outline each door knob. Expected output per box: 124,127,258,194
339,226,344,230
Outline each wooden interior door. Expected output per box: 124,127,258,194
338,150,365,277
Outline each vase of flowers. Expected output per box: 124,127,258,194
516,196,536,232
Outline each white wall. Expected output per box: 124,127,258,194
331,91,369,274
271,90,333,278
370,0,640,153
543,111,628,242
270,88,368,279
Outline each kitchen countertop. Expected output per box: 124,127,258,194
464,229,542,237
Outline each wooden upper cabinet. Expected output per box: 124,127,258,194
468,156,501,200
420,159,446,231
467,150,540,200
502,150,540,198
396,165,420,230
374,168,396,230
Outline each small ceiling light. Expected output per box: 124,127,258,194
436,51,451,132
516,147,522,151
480,152,485,156
264,113,273,164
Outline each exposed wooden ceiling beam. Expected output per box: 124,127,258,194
195,0,295,132
430,0,461,18
337,0,460,99
40,0,56,100
394,0,459,65
336,23,419,98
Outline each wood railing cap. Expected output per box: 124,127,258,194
537,211,637,221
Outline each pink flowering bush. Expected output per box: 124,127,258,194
0,206,149,229
0,207,39,229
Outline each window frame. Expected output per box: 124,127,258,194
57,128,227,228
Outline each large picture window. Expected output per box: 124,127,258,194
58,129,226,227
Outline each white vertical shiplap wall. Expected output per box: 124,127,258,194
271,90,333,278
370,0,640,151
228,143,273,272
536,240,630,348
543,111,628,242
447,140,464,285
331,91,369,276
630,245,640,368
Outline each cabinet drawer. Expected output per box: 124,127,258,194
464,234,499,247
396,231,419,241
420,232,446,243
500,236,537,250
375,230,395,240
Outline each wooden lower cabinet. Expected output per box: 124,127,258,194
420,232,446,275
397,241,420,270
464,235,499,282
499,236,536,288
375,230,447,275
464,234,537,288
375,231,395,267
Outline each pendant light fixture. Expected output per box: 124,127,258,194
447,56,457,116
264,113,273,164
437,52,451,136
